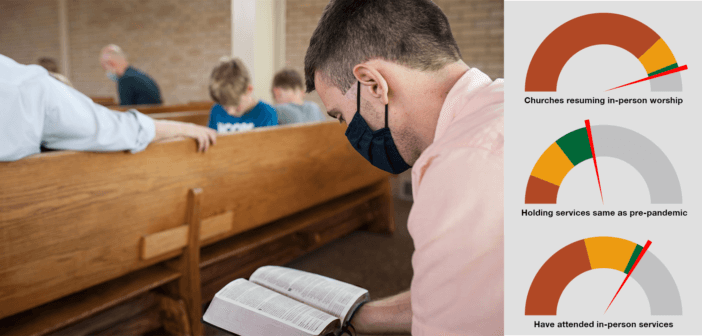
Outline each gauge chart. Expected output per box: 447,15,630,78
525,236,682,316
525,120,681,204
525,13,687,92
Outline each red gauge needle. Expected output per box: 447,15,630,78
606,65,688,91
605,240,652,314
585,120,603,204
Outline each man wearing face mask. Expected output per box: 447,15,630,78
305,1,504,335
99,44,162,106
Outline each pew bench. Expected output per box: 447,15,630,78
150,110,210,127
0,121,392,336
90,96,117,107
113,101,214,114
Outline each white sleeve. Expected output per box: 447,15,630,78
41,78,155,153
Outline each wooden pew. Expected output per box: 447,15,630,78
90,96,116,106
112,101,214,114
0,122,392,336
149,110,210,126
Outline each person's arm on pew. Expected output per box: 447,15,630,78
42,77,217,154
152,119,217,152
349,290,412,334
0,53,216,161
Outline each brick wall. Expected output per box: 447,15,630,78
285,0,504,109
435,0,504,79
1,0,229,104
284,0,328,108
0,0,61,70
67,0,231,104
2,0,502,106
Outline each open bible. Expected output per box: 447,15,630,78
203,266,370,336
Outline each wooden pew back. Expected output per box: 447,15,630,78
90,96,116,107
0,122,387,320
112,101,214,114
149,110,210,126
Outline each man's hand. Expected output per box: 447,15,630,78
351,291,412,335
153,120,217,152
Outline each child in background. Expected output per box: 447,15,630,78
271,69,325,125
208,58,277,133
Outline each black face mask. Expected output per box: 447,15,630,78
344,81,411,174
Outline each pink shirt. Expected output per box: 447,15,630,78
408,68,504,336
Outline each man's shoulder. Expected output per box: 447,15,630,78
414,99,504,189
436,110,504,159
436,70,504,154
122,67,155,83
118,72,140,87
121,67,139,79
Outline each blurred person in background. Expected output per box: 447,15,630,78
37,57,73,87
271,68,325,125
1,53,216,161
99,44,162,106
207,57,277,133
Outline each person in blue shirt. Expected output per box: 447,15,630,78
207,58,277,133
100,44,163,106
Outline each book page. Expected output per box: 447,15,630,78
250,266,370,323
208,278,339,336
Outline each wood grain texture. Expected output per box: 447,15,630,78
178,188,203,336
140,225,189,260
0,121,387,319
90,96,116,106
199,181,389,268
4,182,392,336
89,308,162,336
53,186,392,335
199,181,390,301
362,181,395,234
200,211,233,242
159,296,192,336
0,266,179,336
150,110,210,126
112,101,214,114
46,293,160,336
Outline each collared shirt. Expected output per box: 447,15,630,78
0,54,156,162
409,68,504,336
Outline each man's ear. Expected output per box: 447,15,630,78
246,84,254,94
352,63,389,105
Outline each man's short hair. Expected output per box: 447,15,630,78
209,57,251,107
304,0,461,93
38,57,59,73
272,69,304,91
